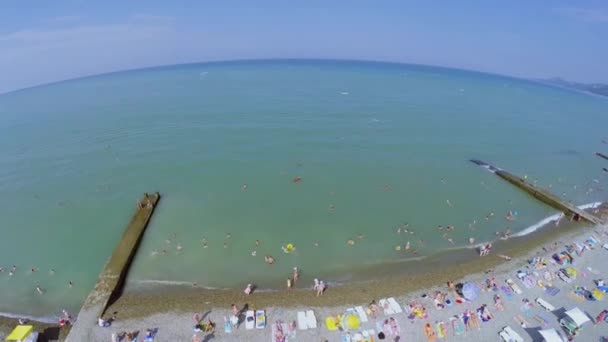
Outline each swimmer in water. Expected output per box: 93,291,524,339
151,249,159,256
347,239,355,246
469,237,475,245
447,238,455,245
437,225,444,231
446,199,453,207
251,250,257,256
176,244,183,252
357,234,364,240
68,281,73,288
223,242,228,249
36,286,44,295
241,184,248,191
202,242,208,249
395,245,402,251
255,240,260,247
226,233,231,239
265,255,275,264
329,204,335,213
405,241,410,250
396,227,402,234
314,241,319,247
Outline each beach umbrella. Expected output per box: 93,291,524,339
343,313,360,330
462,282,480,301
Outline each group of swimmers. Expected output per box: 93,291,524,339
0,265,75,295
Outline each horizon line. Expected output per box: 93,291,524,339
0,57,573,97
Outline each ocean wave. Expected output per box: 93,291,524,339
513,201,603,238
0,311,57,324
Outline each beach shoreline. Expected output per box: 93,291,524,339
2,205,606,341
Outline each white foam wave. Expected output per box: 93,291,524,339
133,279,226,290
0,311,56,324
513,201,603,238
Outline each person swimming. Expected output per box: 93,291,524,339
265,255,275,264
347,239,355,246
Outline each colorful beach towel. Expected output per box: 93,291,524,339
450,316,464,336
424,322,437,341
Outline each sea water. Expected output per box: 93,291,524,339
0,60,607,318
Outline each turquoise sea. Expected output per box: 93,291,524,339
1,60,607,319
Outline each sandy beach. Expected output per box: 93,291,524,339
4,207,608,341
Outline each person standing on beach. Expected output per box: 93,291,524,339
317,281,326,297
293,267,299,284
286,278,292,290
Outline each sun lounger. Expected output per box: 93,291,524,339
535,297,555,312
387,297,403,313
297,311,308,330
256,310,266,329
499,330,512,342
506,279,523,294
379,299,395,315
306,310,317,329
355,306,369,322
503,326,524,342
245,310,255,330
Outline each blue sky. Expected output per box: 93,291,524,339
1,1,607,93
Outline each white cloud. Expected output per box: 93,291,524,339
553,7,608,22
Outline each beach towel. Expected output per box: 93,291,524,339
272,322,287,342
501,285,514,300
545,286,560,296
424,322,437,341
306,310,317,329
341,333,352,342
436,321,446,338
245,310,255,330
387,298,403,313
355,306,369,322
256,310,266,329
224,317,232,333
297,312,308,330
450,316,464,336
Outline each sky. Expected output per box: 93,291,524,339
1,1,608,94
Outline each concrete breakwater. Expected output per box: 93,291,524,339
66,192,160,342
